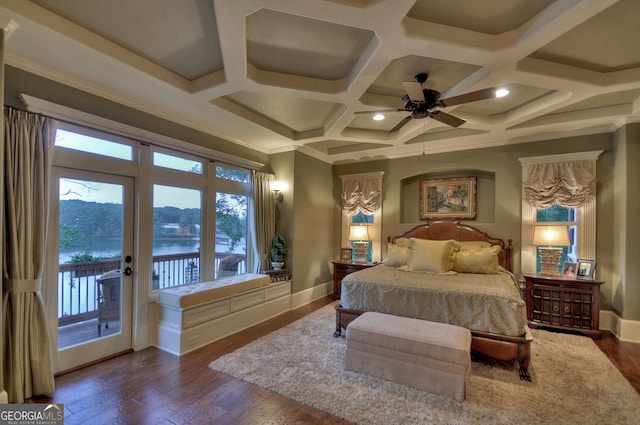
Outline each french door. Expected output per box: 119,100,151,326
47,168,135,372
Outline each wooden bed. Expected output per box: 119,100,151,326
334,220,532,380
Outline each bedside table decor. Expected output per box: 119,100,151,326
577,259,596,279
524,273,604,338
532,225,571,276
349,225,373,263
340,248,352,262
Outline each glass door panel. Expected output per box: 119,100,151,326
50,168,134,372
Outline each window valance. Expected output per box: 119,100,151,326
342,176,382,215
523,160,596,209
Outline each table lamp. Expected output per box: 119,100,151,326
349,224,373,263
532,225,571,276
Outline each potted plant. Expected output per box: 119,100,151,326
270,232,287,270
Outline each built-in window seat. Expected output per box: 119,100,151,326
153,273,291,355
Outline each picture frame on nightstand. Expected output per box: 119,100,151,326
340,248,353,262
562,260,578,278
577,259,596,279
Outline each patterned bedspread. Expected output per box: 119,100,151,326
340,264,527,337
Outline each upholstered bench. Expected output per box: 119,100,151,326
345,312,472,401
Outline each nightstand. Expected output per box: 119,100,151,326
524,273,604,339
331,261,376,299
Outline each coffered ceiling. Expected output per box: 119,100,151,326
1,0,639,163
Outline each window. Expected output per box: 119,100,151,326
55,128,132,160
214,165,251,278
520,151,602,276
152,185,202,289
535,204,576,273
350,213,374,262
216,166,250,183
51,122,256,294
153,152,202,174
215,192,248,278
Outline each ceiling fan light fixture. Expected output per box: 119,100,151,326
373,114,385,121
495,88,509,98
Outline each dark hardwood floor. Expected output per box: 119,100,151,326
31,296,640,425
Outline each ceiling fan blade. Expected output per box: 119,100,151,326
402,81,425,103
438,87,496,107
390,116,412,132
354,109,403,115
429,110,466,127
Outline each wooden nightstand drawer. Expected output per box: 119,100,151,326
524,273,604,339
331,261,376,299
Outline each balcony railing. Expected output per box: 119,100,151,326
58,252,247,326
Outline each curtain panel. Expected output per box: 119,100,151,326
342,177,381,215
523,160,596,209
3,107,57,402
251,171,275,272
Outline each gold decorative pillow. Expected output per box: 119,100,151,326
402,239,459,273
382,243,410,267
394,237,412,248
457,241,491,250
453,245,501,274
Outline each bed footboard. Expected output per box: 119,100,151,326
335,305,532,380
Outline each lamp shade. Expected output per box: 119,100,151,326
532,225,570,247
349,224,373,241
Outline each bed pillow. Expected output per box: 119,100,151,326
394,237,412,248
453,244,501,274
457,240,491,250
382,243,410,267
402,239,459,273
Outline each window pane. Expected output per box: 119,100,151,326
536,204,573,222
216,166,250,183
216,192,248,278
55,129,132,160
153,152,203,174
152,185,201,288
351,211,374,224
535,204,576,272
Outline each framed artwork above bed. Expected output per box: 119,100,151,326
419,176,477,219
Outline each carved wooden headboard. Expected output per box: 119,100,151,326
389,220,513,272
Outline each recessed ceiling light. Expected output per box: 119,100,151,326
495,88,509,98
373,114,385,121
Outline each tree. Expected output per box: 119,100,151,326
216,193,247,252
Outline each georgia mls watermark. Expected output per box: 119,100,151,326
0,404,64,425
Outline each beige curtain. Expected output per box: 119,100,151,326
3,107,56,403
342,177,381,214
523,160,596,209
251,171,275,272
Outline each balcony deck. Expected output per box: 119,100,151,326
58,318,121,348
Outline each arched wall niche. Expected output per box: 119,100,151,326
400,169,496,224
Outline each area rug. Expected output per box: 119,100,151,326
209,304,640,425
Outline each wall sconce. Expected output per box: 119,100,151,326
349,224,373,263
532,225,571,275
272,180,284,203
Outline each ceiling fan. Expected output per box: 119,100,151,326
356,73,499,132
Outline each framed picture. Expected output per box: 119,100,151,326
562,261,578,278
419,176,477,219
340,247,353,262
577,259,596,279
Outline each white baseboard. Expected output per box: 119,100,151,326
291,281,331,309
600,310,640,343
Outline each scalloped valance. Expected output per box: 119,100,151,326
523,160,596,209
342,176,381,215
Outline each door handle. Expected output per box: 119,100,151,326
124,267,133,276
